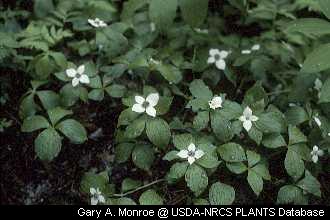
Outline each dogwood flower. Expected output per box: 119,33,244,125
251,44,260,51
88,18,107,28
132,93,159,117
177,143,204,165
207,49,229,70
310,145,324,163
209,96,223,110
241,50,252,54
239,106,259,132
150,22,156,32
90,187,105,205
314,78,322,91
66,65,90,87
194,28,209,34
314,116,322,127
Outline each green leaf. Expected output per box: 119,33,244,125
56,119,87,144
277,185,307,205
211,112,235,142
252,163,271,180
218,143,246,162
243,82,268,107
22,115,50,132
19,93,39,119
149,0,178,31
318,0,330,19
35,55,53,79
155,63,182,84
105,84,126,98
301,43,330,74
117,109,139,126
115,143,135,163
132,145,155,171
121,178,142,193
121,0,150,20
248,126,263,145
285,18,330,36
285,106,309,126
262,133,286,149
47,107,73,125
226,162,248,174
285,147,305,181
139,189,164,205
167,162,188,182
35,128,62,161
257,112,286,133
189,79,213,101
124,117,146,139
37,91,60,110
246,150,260,168
209,182,235,205
179,0,208,27
163,150,179,161
173,133,194,150
146,118,171,149
247,170,263,196
34,0,55,18
80,171,112,196
320,77,330,103
185,164,208,196
288,126,307,145
88,89,104,101
193,111,209,131
297,170,321,197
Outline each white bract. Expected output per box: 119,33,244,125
194,28,209,34
310,145,324,163
314,78,323,91
241,50,252,54
239,106,259,132
314,116,322,127
66,65,90,87
150,22,156,32
90,187,105,205
132,93,159,117
177,143,204,165
207,49,229,70
209,96,223,110
241,44,260,54
88,18,107,28
251,44,260,51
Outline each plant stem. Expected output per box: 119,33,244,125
112,179,165,197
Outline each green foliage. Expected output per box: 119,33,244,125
1,0,328,205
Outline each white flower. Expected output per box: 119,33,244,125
88,18,107,28
310,145,324,163
241,50,252,54
194,28,209,34
132,93,159,117
314,116,322,127
90,187,105,205
177,143,204,165
207,49,229,70
209,96,223,110
150,22,156,32
149,58,161,65
251,44,260,51
314,78,323,91
66,65,90,87
239,106,259,132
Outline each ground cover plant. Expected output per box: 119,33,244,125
1,0,330,205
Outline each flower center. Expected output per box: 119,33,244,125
142,101,149,108
214,54,221,60
188,151,195,157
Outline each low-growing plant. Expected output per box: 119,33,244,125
1,0,330,205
